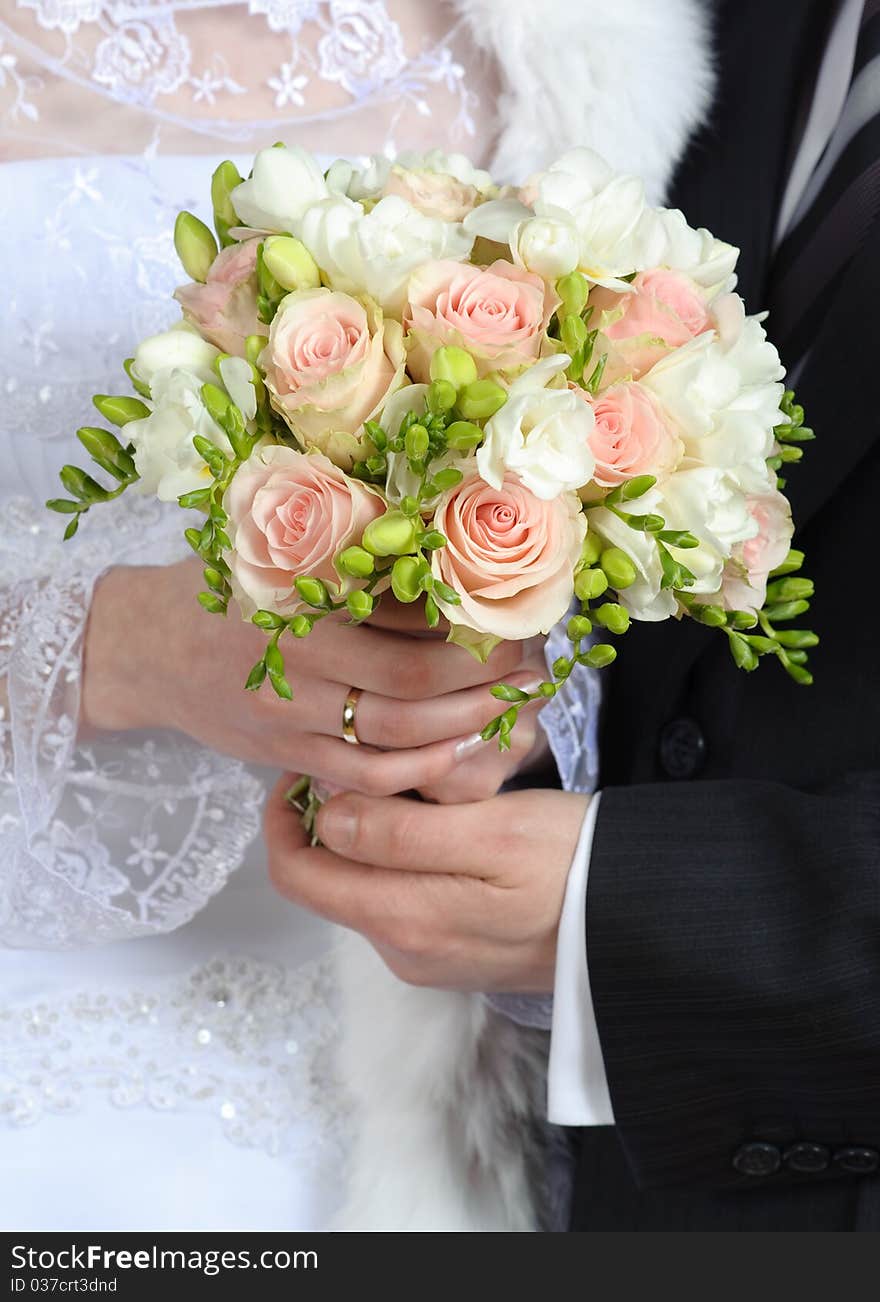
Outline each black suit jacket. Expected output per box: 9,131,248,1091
569,0,880,1231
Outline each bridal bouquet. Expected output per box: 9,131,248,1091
49,144,816,744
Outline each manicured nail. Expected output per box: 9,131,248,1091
454,732,485,762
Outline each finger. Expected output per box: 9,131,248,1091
295,731,480,797
315,790,499,875
298,620,524,700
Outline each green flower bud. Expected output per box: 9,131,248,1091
76,425,125,466
582,643,617,669
424,594,440,628
773,629,819,649
445,420,484,451
581,531,603,566
594,602,630,635
429,467,464,493
361,510,419,557
621,474,657,501
391,555,424,603
567,615,593,641
694,603,727,628
59,465,108,502
174,210,218,283
553,656,573,679
785,662,814,686
426,379,457,413
210,160,243,245
290,614,313,638
490,684,532,703
405,423,430,463
92,394,150,427
201,382,233,427
337,545,375,578
123,357,151,400
346,589,374,620
295,576,330,608
252,610,284,630
770,548,804,577
429,345,478,390
261,235,321,291
765,599,810,621
729,633,759,671
574,567,608,602
399,495,420,517
561,313,587,356
420,530,447,550
729,609,758,630
600,547,637,590
457,379,507,421
765,576,814,604
556,272,589,318
245,335,266,367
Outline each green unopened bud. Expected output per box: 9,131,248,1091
600,547,637,590
201,382,232,427
581,531,603,566
399,495,420,517
295,576,330,609
337,545,375,578
621,475,657,501
785,662,814,686
361,510,419,557
252,610,284,630
391,555,424,603
261,235,321,291
694,603,727,628
594,602,630,635
561,313,587,356
445,420,483,451
567,615,593,641
245,335,266,366
211,160,244,245
346,589,374,621
59,465,108,502
729,633,759,671
76,426,135,479
765,599,810,621
92,394,150,426
582,643,617,669
174,210,218,283
729,610,759,630
404,423,430,463
457,379,507,421
765,576,814,604
290,614,314,638
773,629,819,649
574,568,608,602
770,548,804,577
420,530,447,550
429,345,478,390
123,358,151,400
556,272,589,319
426,379,457,413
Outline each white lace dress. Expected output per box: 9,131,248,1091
0,1,499,1232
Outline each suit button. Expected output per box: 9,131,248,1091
833,1146,879,1175
658,717,707,779
783,1142,830,1173
732,1142,781,1177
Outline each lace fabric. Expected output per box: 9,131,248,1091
0,1,498,161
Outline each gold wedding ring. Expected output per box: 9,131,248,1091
341,687,362,745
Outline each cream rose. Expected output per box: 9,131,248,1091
224,444,384,618
174,237,265,358
262,288,406,469
431,470,586,639
405,259,550,383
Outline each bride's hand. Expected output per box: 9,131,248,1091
80,558,544,796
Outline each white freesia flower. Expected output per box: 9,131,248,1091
643,466,759,594
658,207,739,296
477,355,595,499
300,194,473,314
326,154,391,201
511,214,580,279
641,326,784,469
126,368,233,503
588,506,676,621
131,323,220,391
231,145,330,233
329,149,493,204
218,355,257,422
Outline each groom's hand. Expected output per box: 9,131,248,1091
264,776,588,992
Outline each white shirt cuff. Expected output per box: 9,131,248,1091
547,791,615,1127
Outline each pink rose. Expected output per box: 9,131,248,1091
383,166,481,222
404,259,551,382
591,268,711,381
430,470,586,639
718,489,794,613
262,288,406,469
576,381,683,488
224,444,384,618
174,238,265,358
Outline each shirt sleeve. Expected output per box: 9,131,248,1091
547,791,615,1126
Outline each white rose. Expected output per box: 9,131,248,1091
641,330,783,469
588,506,676,621
511,214,580,279
477,355,595,499
126,368,233,502
658,207,739,297
130,323,220,391
300,194,473,314
231,145,329,233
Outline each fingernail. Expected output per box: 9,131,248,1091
319,802,357,853
454,732,486,762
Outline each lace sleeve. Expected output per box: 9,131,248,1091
0,494,264,949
